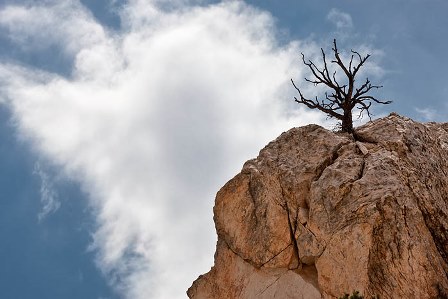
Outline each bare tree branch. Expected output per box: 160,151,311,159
291,39,392,133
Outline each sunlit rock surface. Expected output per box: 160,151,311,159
188,113,448,299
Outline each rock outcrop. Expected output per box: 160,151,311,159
188,113,448,299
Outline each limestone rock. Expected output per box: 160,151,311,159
188,114,448,299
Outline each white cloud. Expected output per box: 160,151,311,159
416,107,435,120
33,162,61,222
0,1,382,299
0,1,108,55
327,8,353,30
414,105,448,122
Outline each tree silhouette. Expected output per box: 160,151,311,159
291,39,391,134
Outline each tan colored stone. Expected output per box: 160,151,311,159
355,141,369,155
188,114,448,299
187,239,321,299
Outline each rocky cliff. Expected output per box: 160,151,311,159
188,113,448,299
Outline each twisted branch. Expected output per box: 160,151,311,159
291,39,391,133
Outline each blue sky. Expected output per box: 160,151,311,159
0,1,446,299
0,106,118,299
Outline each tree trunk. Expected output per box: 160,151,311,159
341,111,353,133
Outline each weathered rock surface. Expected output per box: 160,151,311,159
188,113,448,299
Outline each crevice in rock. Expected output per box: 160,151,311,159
335,153,367,210
314,142,348,182
356,157,366,182
260,244,293,268
278,177,304,270
222,238,255,266
284,200,301,270
276,180,289,210
335,156,366,203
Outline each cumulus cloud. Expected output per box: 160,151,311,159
0,1,382,298
0,1,108,56
327,8,353,30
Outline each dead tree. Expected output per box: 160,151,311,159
291,39,391,134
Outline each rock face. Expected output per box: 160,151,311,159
188,114,448,299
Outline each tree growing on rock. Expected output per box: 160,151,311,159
291,39,391,134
